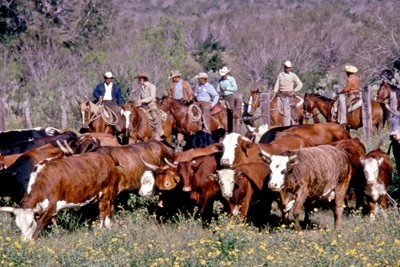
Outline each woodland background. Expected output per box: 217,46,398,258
0,0,399,129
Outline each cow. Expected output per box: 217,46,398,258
259,123,350,145
1,131,78,155
121,103,152,144
0,153,24,170
0,127,61,150
360,142,392,216
259,145,353,230
244,124,270,143
0,152,118,240
175,143,221,162
182,131,218,151
0,138,102,204
78,133,121,147
211,163,272,225
259,125,299,144
330,138,366,208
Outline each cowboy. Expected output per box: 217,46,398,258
217,66,238,109
134,71,163,139
195,72,219,134
338,65,360,106
273,61,303,123
168,70,194,104
93,71,123,133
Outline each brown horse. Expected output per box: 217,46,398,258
158,96,228,138
376,80,400,110
121,103,172,145
303,93,384,131
78,100,116,134
247,89,309,126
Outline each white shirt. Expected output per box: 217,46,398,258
104,82,113,100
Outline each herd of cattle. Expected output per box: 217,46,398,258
0,112,400,241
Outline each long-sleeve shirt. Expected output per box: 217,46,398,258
195,82,219,107
139,82,157,105
217,75,238,96
274,72,303,93
341,75,360,94
93,82,122,106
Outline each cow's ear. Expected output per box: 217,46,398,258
236,171,244,178
261,155,271,164
77,100,81,105
287,159,298,171
208,174,218,181
360,157,365,166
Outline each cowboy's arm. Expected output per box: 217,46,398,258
216,80,221,92
93,83,103,99
140,84,157,104
185,82,194,101
114,84,122,106
168,84,174,97
293,74,303,92
209,85,219,107
226,76,238,92
339,78,353,93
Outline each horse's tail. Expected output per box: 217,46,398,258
379,102,391,129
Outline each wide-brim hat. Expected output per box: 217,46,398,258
134,72,150,79
345,65,358,74
168,70,182,79
282,61,293,68
104,72,115,79
195,72,208,79
219,66,231,76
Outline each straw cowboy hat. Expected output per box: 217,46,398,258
168,70,182,79
195,73,208,79
134,72,150,79
219,66,231,76
282,61,293,68
345,65,358,74
104,72,115,79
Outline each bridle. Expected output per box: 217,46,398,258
81,101,102,129
248,93,260,115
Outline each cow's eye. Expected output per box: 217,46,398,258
281,169,286,174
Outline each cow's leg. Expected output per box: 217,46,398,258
368,200,375,217
380,184,389,208
291,189,308,230
33,206,57,240
98,198,112,229
51,217,57,228
333,178,351,228
303,199,313,227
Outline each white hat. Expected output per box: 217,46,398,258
195,72,209,79
282,61,293,68
104,72,115,79
168,70,182,79
219,66,231,76
345,65,358,74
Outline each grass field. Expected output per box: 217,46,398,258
0,126,399,266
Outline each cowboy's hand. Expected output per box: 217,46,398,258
272,92,277,97
289,91,295,96
210,106,214,111
119,107,122,111
99,96,103,101
221,87,227,91
137,100,142,105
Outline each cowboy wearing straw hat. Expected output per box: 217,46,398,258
93,71,123,133
217,66,238,109
168,70,194,104
134,71,163,139
338,65,360,106
273,61,303,124
195,72,219,134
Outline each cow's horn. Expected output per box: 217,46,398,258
56,140,69,154
164,158,177,168
0,207,15,213
64,140,74,154
384,102,396,114
258,143,272,159
289,147,301,161
140,156,159,171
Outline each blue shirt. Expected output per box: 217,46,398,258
195,82,219,107
174,79,183,100
217,75,238,96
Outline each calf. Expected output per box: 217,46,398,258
360,143,392,216
0,152,117,240
259,145,352,230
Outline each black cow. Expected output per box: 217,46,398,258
1,131,78,155
182,131,217,151
259,125,300,144
0,127,60,151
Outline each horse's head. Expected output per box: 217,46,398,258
121,104,137,130
78,100,92,129
302,93,316,119
376,80,391,103
158,95,171,112
247,89,260,115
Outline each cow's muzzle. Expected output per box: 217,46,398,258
182,186,192,192
268,182,284,191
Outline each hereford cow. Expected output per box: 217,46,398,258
360,142,392,216
1,131,78,155
259,145,353,230
0,152,117,240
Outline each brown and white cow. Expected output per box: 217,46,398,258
259,145,353,230
0,152,117,240
360,142,392,216
244,124,270,143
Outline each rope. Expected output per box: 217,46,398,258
143,108,167,130
386,192,400,221
188,104,202,123
88,101,118,126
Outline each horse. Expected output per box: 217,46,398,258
246,89,310,126
158,96,228,143
303,93,385,132
121,103,172,145
78,100,116,134
376,80,400,111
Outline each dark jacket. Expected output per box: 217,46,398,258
93,82,122,106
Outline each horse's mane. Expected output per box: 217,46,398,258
308,93,334,103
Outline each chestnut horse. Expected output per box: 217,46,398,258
303,93,385,131
158,96,228,139
121,103,172,145
78,100,116,134
376,80,400,111
247,89,311,126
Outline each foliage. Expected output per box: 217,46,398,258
192,37,225,72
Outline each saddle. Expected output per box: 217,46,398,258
331,97,362,122
276,96,304,115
